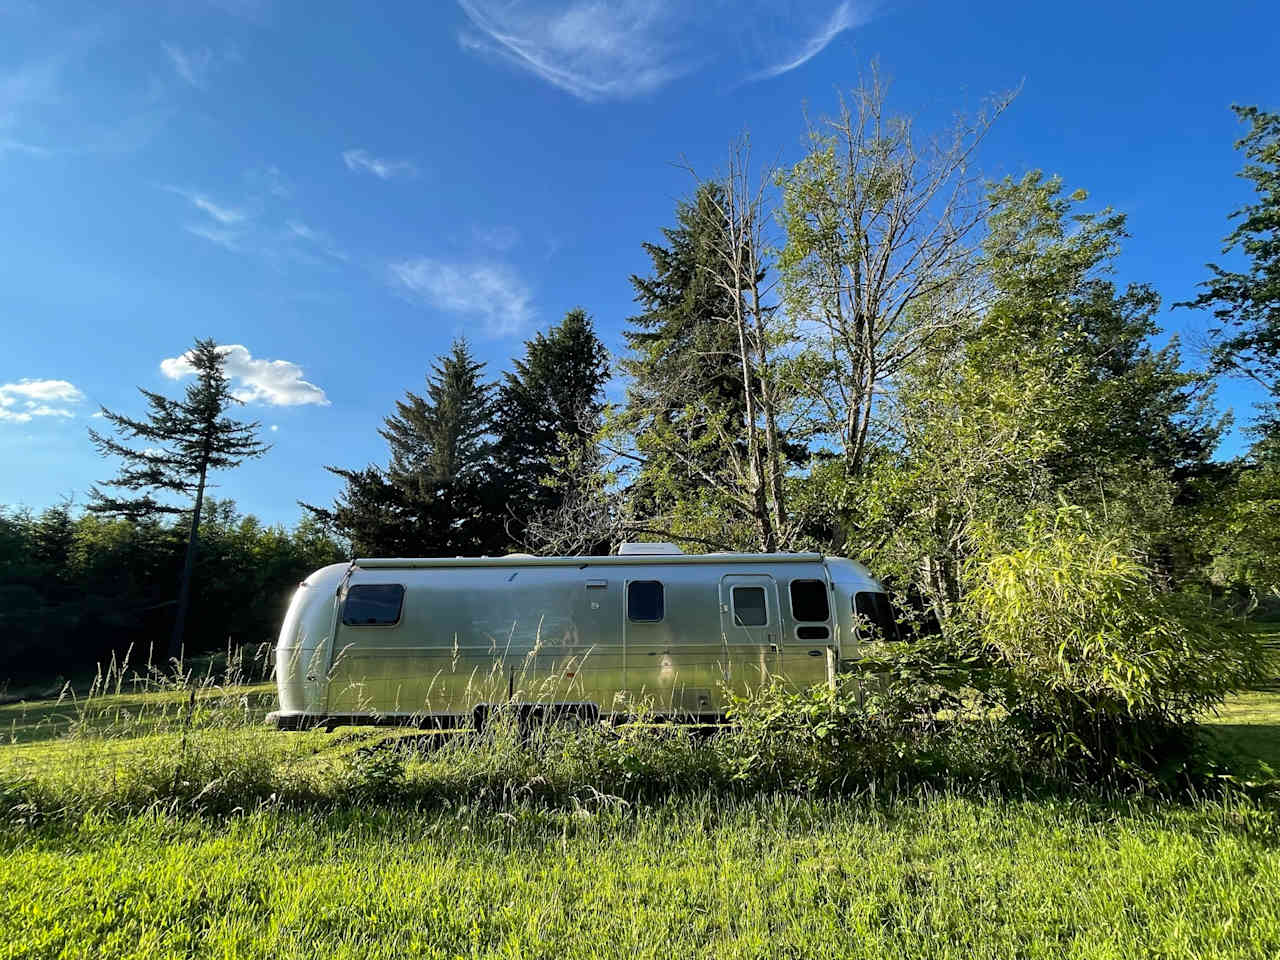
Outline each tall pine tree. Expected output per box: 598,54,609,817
493,309,610,546
88,338,270,662
621,183,747,519
306,339,502,556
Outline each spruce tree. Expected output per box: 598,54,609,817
621,183,747,515
88,338,269,662
493,309,610,545
306,339,502,556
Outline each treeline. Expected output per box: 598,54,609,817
0,501,342,681
311,85,1279,620
1,77,1277,710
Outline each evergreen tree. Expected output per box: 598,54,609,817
381,339,494,495
493,309,610,546
88,338,270,661
306,339,502,556
620,184,748,520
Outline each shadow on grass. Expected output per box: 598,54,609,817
1202,723,1280,779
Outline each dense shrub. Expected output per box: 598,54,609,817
959,507,1269,785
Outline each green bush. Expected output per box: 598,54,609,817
963,506,1269,785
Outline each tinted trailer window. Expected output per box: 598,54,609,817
342,584,405,626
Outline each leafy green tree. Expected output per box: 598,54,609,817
493,309,610,546
777,69,1014,479
1182,106,1280,437
851,174,1222,616
88,338,270,662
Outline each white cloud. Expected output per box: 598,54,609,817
750,1,866,80
163,44,214,88
287,220,348,261
456,1,869,100
161,345,329,407
457,0,689,101
342,148,416,180
0,378,85,423
165,186,246,224
185,223,244,251
389,258,533,337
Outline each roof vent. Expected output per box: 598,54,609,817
617,542,685,556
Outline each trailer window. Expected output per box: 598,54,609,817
732,586,768,626
853,592,900,642
789,579,830,623
627,580,664,622
342,583,405,626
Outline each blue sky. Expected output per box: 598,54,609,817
2,0,1277,526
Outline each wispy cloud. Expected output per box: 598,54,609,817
161,344,329,406
185,223,244,252
457,0,690,101
0,28,166,156
166,186,247,224
163,44,214,88
287,220,348,261
456,1,870,100
166,180,349,267
750,1,866,80
0,378,85,423
389,258,534,337
342,148,416,180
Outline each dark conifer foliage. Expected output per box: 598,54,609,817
307,338,505,556
621,183,748,511
88,338,270,661
493,309,610,544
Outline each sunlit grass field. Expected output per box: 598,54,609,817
0,640,1278,959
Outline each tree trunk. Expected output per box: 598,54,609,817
169,459,208,666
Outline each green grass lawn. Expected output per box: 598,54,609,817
0,675,1277,958
2,795,1278,960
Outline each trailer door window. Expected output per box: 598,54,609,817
854,592,900,642
789,579,830,623
342,583,405,626
627,580,664,622
732,586,768,626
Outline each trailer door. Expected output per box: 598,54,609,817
719,574,781,690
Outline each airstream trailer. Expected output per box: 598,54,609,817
267,543,897,730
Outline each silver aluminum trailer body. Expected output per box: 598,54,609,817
268,550,887,729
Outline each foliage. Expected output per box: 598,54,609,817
1202,460,1280,599
308,338,505,556
0,499,342,680
847,173,1222,616
621,182,748,518
493,308,611,546
87,338,271,660
964,506,1269,782
1182,106,1280,426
